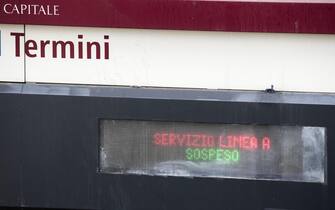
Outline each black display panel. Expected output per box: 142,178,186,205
100,120,326,183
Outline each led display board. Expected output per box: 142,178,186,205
100,120,326,183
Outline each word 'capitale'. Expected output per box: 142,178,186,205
3,4,60,16
10,33,111,60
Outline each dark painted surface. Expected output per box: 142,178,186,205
1,0,335,34
0,84,333,210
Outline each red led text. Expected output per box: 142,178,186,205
153,132,271,151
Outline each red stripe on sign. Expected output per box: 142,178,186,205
0,0,335,34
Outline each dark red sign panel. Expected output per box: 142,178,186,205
1,0,335,34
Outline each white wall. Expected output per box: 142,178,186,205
0,24,25,82
3,24,335,93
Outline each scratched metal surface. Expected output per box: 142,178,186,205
0,83,333,210
2,83,335,105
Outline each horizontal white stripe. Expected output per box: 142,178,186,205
2,24,335,93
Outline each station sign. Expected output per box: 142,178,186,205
1,1,335,92
1,24,335,92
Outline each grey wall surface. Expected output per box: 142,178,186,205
0,83,333,210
